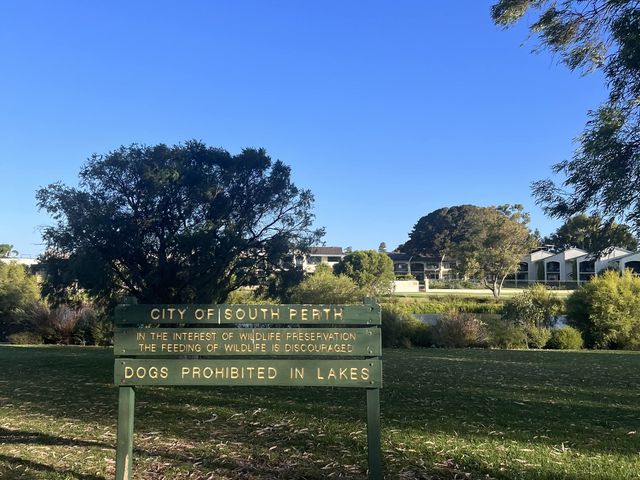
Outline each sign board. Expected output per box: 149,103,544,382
114,300,382,480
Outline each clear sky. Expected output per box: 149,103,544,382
0,1,606,257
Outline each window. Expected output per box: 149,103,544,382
546,261,560,273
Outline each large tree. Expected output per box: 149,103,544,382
545,214,638,252
400,205,537,297
399,205,488,278
492,1,640,238
37,141,322,304
460,205,538,298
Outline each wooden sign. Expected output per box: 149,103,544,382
114,299,382,480
115,327,381,356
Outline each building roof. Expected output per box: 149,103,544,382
387,252,440,262
309,247,344,256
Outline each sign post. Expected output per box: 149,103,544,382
114,300,382,479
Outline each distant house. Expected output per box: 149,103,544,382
299,247,346,273
618,251,640,275
0,256,39,268
386,252,455,281
511,248,555,285
510,246,637,286
542,248,588,283
0,256,45,278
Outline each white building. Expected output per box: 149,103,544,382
618,251,640,275
299,247,346,273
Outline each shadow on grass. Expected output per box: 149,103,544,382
0,427,111,449
0,453,106,480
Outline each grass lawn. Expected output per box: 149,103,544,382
0,346,639,479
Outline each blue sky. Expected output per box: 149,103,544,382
0,1,605,256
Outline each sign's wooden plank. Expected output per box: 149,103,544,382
114,358,382,388
114,303,381,326
114,327,382,357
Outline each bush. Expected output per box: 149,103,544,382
383,298,504,315
226,289,274,304
74,309,113,346
7,331,43,345
525,326,552,349
22,302,99,345
502,284,563,329
0,262,41,340
566,270,640,349
547,327,583,350
381,305,431,348
484,318,528,349
289,266,363,304
431,312,485,348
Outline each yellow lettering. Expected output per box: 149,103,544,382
150,308,160,320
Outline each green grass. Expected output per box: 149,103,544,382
1,346,639,479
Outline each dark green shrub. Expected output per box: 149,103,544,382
547,327,583,350
566,270,640,349
8,331,43,345
431,312,485,348
381,305,432,348
484,318,528,349
75,310,113,346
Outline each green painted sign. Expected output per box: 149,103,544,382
115,358,382,388
114,303,380,325
114,299,383,480
114,327,381,357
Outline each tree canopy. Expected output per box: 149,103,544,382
37,141,322,304
492,1,640,236
544,214,638,253
0,244,14,257
334,250,395,297
400,205,537,297
399,205,487,261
